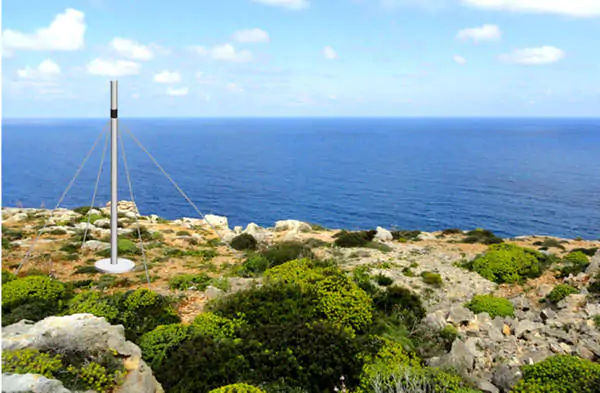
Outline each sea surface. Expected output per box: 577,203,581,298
2,117,599,239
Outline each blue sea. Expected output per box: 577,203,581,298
2,118,599,240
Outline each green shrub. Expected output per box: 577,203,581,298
570,247,598,257
209,384,266,393
373,285,426,323
2,348,63,378
545,284,579,304
261,241,314,266
593,315,600,330
439,325,459,346
66,291,120,322
231,234,258,251
73,265,100,275
510,355,600,393
79,213,104,224
469,243,548,284
352,266,379,296
402,267,415,277
176,230,191,236
2,228,25,241
191,312,246,340
334,230,377,248
2,269,16,283
462,229,503,245
442,228,463,235
73,206,94,215
533,238,566,250
139,323,193,369
465,294,514,319
375,273,394,286
391,230,421,241
421,271,443,287
168,273,211,291
2,237,13,250
2,275,65,310
564,251,590,266
237,254,270,277
66,289,180,342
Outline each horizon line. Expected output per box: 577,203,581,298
4,115,600,120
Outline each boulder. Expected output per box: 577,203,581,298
585,250,600,275
203,215,229,230
94,219,111,228
73,222,96,231
39,226,69,235
1,373,71,393
4,212,28,223
446,305,475,325
274,220,312,233
374,227,393,242
417,232,437,241
2,314,163,393
82,240,110,251
243,223,269,242
492,364,522,392
205,285,224,300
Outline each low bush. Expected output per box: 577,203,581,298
97,239,139,257
209,384,266,393
139,323,193,370
191,312,246,340
441,228,463,235
2,275,66,311
231,234,258,251
65,289,180,342
421,271,443,287
2,237,13,250
532,238,566,250
391,230,421,241
352,266,379,296
545,284,579,304
510,355,600,393
464,294,514,319
468,243,548,284
2,269,16,283
564,251,590,266
334,230,376,248
462,229,503,245
261,241,314,266
168,273,212,291
375,273,394,286
570,247,598,257
237,254,270,277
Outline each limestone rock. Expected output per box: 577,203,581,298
94,219,111,229
1,373,71,393
205,285,224,300
82,240,110,251
2,314,162,393
39,226,69,235
4,212,28,223
243,223,269,242
73,222,96,231
274,220,312,233
585,250,600,275
203,215,229,230
374,227,393,242
417,232,437,241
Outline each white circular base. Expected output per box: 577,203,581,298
94,258,135,274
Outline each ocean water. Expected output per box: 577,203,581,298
2,117,599,240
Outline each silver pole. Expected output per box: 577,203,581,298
110,81,118,265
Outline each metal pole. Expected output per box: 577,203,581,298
110,81,118,265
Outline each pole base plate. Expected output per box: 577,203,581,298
94,258,135,274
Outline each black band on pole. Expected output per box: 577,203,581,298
111,109,118,118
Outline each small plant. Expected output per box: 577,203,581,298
230,233,258,251
464,294,514,319
261,241,314,266
441,228,463,235
532,238,566,250
563,251,590,265
375,273,394,286
73,265,100,275
593,315,600,330
570,247,598,257
333,230,373,248
421,271,443,287
462,228,503,245
402,267,415,277
176,230,191,236
391,230,421,241
511,355,600,393
169,273,212,291
469,243,548,284
545,284,579,304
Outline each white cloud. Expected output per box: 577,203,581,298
190,44,253,62
227,82,244,94
2,8,86,51
86,58,141,76
233,28,270,43
211,44,253,62
461,0,600,17
154,71,182,84
323,46,338,60
109,37,154,61
17,59,61,79
499,46,565,65
456,24,502,42
167,87,189,97
453,55,467,64
251,0,309,10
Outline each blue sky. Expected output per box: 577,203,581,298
2,0,600,117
